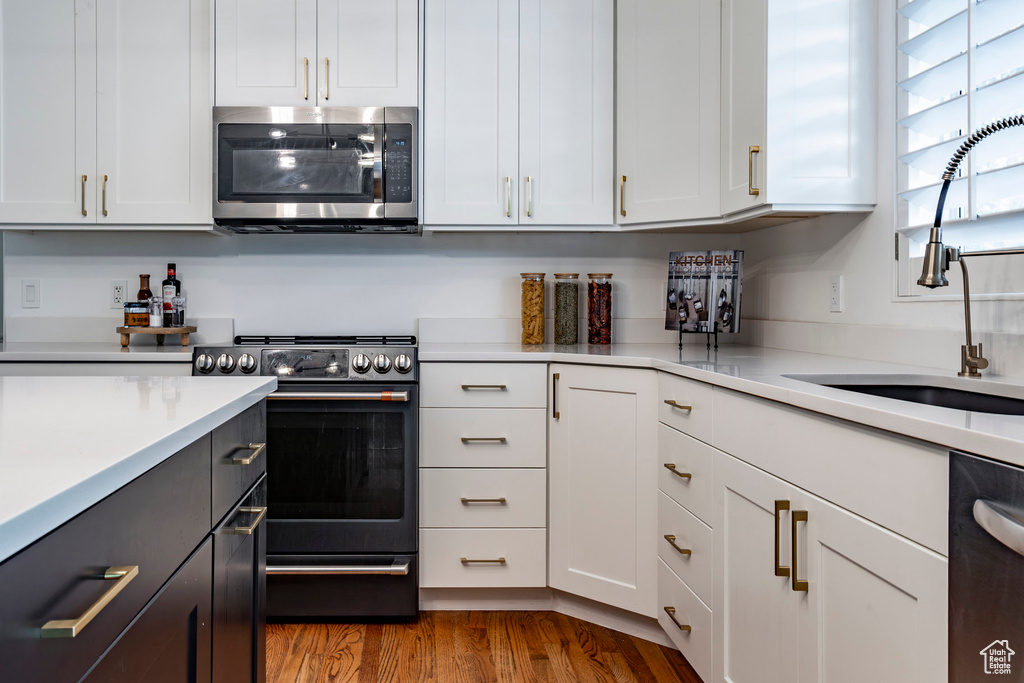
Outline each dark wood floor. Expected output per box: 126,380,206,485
266,611,702,683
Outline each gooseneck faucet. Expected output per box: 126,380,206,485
917,115,1024,378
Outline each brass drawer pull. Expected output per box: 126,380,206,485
620,175,627,217
460,497,507,504
664,399,693,411
775,500,790,577
791,509,808,592
505,176,512,218
232,442,266,465
461,384,507,390
81,174,87,216
101,174,108,216
460,437,508,444
323,57,329,100
526,175,533,217
303,57,309,100
552,372,560,419
663,606,691,632
460,557,506,564
663,534,692,556
41,565,139,638
663,463,692,480
223,506,268,535
749,145,761,196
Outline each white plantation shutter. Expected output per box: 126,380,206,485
897,0,1024,251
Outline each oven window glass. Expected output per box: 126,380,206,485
267,409,405,520
218,123,381,204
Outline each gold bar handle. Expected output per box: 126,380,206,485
460,437,508,444
663,463,692,480
663,534,692,556
526,176,532,217
505,176,512,218
40,565,139,638
663,607,691,632
620,175,627,217
232,442,266,465
303,57,309,100
323,57,329,100
748,145,761,196
774,500,790,577
664,399,693,411
460,497,507,504
223,506,268,535
101,174,108,216
552,372,560,419
81,175,87,216
460,557,506,564
461,384,507,391
791,509,808,592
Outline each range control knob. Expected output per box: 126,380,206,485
394,354,413,374
217,353,236,373
194,353,215,374
372,353,392,373
238,353,257,374
352,353,371,374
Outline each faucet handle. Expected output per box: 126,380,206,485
960,343,989,377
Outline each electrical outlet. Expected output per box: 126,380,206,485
829,275,844,313
21,279,40,308
110,280,129,309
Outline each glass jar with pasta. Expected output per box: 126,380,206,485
521,273,546,345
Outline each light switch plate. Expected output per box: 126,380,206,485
21,279,40,308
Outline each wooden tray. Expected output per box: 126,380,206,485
117,326,197,348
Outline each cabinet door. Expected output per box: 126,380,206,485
316,0,418,106
96,0,211,225
548,364,658,617
0,0,96,224
518,0,612,225
794,493,947,683
720,0,767,215
616,0,719,224
215,0,317,106
422,0,519,225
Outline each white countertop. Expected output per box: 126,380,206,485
0,342,193,362
0,375,276,562
419,343,1024,466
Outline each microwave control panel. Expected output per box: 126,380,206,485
384,124,414,204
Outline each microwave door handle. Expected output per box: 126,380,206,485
974,499,1024,558
374,124,384,203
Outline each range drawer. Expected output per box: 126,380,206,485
658,492,713,607
659,423,714,526
0,435,211,683
658,559,712,683
421,363,547,408
211,401,267,526
658,373,713,444
421,408,547,468
420,468,546,528
420,529,546,588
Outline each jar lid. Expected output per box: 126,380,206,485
587,273,613,278
123,301,148,309
553,273,579,278
521,272,545,279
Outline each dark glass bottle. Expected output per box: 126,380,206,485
162,263,181,327
137,274,152,302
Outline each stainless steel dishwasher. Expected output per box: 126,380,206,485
950,450,1024,681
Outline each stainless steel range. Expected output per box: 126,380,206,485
192,336,418,619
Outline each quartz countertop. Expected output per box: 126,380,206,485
0,375,276,562
0,342,193,362
419,343,1024,466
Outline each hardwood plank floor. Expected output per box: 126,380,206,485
267,612,702,683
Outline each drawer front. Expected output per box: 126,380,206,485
658,423,714,525
212,400,267,526
658,559,712,683
0,435,211,683
420,529,546,588
420,469,546,528
421,408,547,468
658,492,713,607
421,363,547,408
658,373,714,443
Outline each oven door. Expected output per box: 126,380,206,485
264,384,417,555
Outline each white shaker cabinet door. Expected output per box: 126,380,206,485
548,364,658,617
316,0,418,107
0,0,96,224
215,0,317,106
423,0,519,226
517,0,613,226
96,0,211,225
616,0,720,224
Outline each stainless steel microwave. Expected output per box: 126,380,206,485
213,106,418,233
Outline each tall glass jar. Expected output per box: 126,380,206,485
553,273,579,345
587,273,612,345
521,273,546,344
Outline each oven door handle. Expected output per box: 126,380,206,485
266,562,410,576
268,391,410,402
974,499,1024,558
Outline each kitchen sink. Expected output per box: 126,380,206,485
784,374,1024,416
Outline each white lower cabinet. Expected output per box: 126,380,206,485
658,559,713,682
420,528,547,588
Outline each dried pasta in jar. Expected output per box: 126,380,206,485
521,273,546,344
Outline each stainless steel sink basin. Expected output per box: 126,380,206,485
784,374,1024,416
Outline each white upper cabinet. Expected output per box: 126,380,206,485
616,0,720,225
720,0,877,217
423,0,613,227
215,0,418,107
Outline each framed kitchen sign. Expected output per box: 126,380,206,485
665,250,743,336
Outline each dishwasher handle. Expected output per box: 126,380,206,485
974,499,1024,558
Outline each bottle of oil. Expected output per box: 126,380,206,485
161,263,180,327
